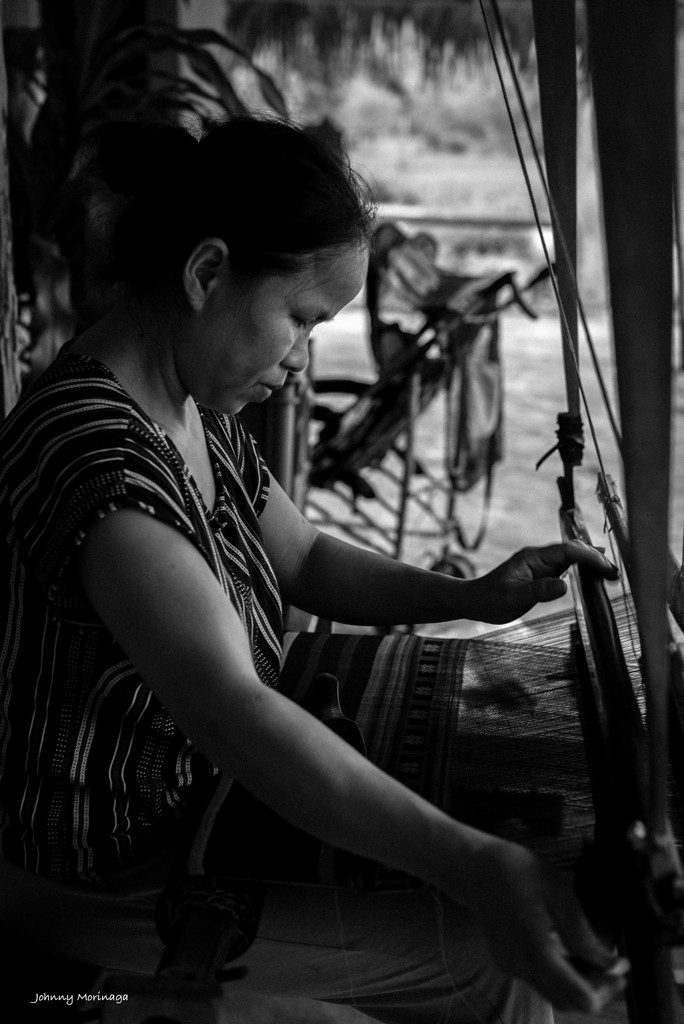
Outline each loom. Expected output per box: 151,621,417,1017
483,0,684,1018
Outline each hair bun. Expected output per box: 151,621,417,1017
93,121,197,199
72,114,375,294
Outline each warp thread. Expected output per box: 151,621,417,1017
332,883,359,1010
429,887,507,1024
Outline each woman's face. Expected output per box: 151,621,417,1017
180,244,368,414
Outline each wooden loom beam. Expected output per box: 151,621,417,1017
585,0,675,839
530,0,580,457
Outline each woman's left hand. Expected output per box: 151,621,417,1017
468,541,619,624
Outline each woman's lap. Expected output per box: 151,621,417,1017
243,883,553,1024
0,855,552,1024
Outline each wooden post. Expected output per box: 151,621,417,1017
0,2,20,419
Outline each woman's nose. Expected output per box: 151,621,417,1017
283,334,310,374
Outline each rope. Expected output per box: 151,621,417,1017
535,412,585,472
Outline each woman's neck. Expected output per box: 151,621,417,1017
71,303,217,510
72,303,192,434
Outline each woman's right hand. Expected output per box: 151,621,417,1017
459,836,629,1014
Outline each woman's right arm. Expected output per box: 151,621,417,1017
76,509,624,1014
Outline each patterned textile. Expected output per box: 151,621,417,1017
0,349,283,883
279,611,609,878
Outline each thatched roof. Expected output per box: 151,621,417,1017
224,1,544,79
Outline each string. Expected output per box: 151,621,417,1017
604,520,642,673
187,774,234,875
319,884,506,1024
429,887,507,1024
430,887,458,1024
331,883,359,1010
478,0,616,495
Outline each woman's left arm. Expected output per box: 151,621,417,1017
260,477,618,627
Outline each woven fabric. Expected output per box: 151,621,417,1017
280,620,596,873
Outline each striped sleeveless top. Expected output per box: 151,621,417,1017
0,350,283,883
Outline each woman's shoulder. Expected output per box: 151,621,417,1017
2,349,152,446
0,351,171,500
22,345,128,398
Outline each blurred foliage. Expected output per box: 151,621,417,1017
4,0,287,388
224,1,540,83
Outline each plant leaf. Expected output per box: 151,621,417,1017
144,21,289,116
73,0,135,95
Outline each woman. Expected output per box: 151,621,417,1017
0,115,625,1022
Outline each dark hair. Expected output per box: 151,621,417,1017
79,115,376,294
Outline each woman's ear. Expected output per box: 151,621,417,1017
183,238,229,311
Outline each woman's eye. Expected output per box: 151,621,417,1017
293,316,315,329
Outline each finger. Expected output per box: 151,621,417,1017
542,869,616,969
480,866,614,1012
526,542,618,580
541,870,630,1011
494,575,567,612
562,540,619,578
531,577,568,604
522,933,628,1014
569,954,630,1008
